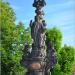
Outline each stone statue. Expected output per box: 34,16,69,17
24,44,30,57
21,0,57,75
46,42,57,71
30,11,46,48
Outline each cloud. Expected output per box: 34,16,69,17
45,0,74,26
44,0,74,14
10,5,21,10
45,1,74,28
62,35,75,47
44,0,75,47
46,11,74,28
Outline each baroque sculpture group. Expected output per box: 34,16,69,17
21,0,57,75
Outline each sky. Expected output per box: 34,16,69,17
5,0,75,47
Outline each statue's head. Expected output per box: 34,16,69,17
33,0,46,8
24,43,30,53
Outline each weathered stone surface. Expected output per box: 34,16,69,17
20,0,57,75
29,62,41,70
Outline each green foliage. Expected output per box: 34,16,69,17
59,45,75,75
46,27,62,63
1,1,16,74
46,28,74,75
51,64,65,75
46,28,62,75
46,27,62,52
1,1,31,75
